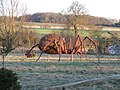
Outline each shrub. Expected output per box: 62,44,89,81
0,68,21,90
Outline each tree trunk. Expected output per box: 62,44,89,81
74,25,78,37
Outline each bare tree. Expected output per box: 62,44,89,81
64,1,87,36
0,0,27,68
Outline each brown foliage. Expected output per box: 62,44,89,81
23,13,114,25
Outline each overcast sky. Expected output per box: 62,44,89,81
24,0,120,19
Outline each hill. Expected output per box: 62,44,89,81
20,12,117,25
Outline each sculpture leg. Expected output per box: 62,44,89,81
77,52,83,61
36,51,43,62
21,57,26,62
58,54,61,62
70,54,73,62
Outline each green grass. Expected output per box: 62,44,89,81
29,28,117,38
33,28,90,36
24,22,120,38
32,28,62,35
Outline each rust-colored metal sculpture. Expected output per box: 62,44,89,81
25,33,98,62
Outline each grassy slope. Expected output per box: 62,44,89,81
25,22,120,37
32,28,61,35
31,28,112,38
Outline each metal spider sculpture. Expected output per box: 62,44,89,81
25,33,98,62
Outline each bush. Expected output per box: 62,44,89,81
0,68,21,90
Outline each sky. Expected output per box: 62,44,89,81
24,0,120,19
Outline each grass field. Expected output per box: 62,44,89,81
29,28,120,38
24,21,120,38
32,28,62,35
0,24,120,89
0,54,120,90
